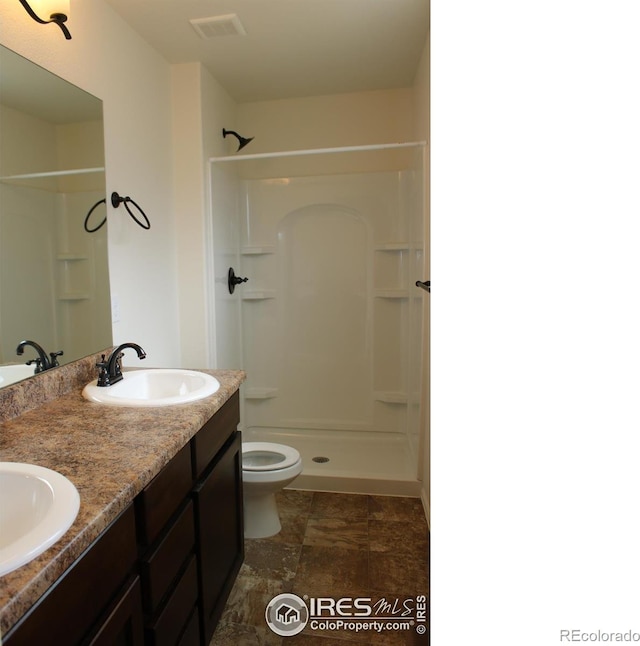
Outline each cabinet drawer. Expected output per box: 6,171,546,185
192,390,239,478
176,608,200,646
141,500,195,613
136,442,193,545
85,576,144,646
147,555,199,646
5,505,137,646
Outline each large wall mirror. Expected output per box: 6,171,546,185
0,44,112,388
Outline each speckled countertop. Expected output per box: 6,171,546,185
0,352,245,637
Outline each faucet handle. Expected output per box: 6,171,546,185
113,352,124,378
96,355,110,386
26,358,44,373
49,350,64,367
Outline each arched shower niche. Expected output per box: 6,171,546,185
208,142,426,496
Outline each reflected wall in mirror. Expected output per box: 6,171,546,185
0,44,112,388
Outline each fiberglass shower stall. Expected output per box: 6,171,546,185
209,143,426,496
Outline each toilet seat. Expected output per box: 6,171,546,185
242,442,301,471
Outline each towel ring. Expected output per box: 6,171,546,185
84,198,107,233
111,192,151,230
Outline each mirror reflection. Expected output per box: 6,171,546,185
0,45,112,388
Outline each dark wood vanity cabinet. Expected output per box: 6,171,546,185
5,505,144,646
4,390,243,646
137,390,243,646
136,442,199,646
193,431,243,644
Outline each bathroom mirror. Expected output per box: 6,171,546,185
0,44,112,388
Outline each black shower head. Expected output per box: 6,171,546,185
222,128,254,152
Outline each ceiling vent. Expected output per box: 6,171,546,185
190,14,246,39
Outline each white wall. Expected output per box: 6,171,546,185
0,0,180,368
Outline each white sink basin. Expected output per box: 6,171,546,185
0,364,36,387
0,463,80,576
82,369,220,407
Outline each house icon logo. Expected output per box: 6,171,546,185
265,593,309,636
276,603,300,624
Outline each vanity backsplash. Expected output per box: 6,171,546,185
0,349,112,424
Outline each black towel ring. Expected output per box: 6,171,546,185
111,192,151,230
84,197,107,233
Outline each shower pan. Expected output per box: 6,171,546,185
208,143,426,496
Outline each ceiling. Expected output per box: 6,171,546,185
103,0,430,103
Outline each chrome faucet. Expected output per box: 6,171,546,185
16,340,64,373
95,343,146,387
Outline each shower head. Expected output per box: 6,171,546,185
222,128,254,152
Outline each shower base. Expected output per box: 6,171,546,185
243,427,421,497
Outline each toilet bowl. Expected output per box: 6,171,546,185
242,442,303,539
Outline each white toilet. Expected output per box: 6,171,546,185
242,442,303,539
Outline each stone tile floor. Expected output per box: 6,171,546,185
211,490,429,645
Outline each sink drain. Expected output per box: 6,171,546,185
312,456,330,463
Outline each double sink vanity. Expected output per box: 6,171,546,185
0,350,246,646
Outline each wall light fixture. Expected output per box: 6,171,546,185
18,0,71,40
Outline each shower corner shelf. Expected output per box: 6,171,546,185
57,253,88,261
242,290,276,300
241,245,276,255
0,167,105,182
374,242,411,251
58,292,90,301
244,387,279,400
374,289,409,299
374,391,408,404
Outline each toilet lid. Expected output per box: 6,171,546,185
242,442,301,471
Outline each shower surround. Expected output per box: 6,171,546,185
210,145,425,496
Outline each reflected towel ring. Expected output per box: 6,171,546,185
84,198,107,233
111,192,151,230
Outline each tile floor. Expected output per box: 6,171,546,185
212,490,429,645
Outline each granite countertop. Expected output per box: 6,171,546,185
0,364,245,637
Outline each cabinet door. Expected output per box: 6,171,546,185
4,506,138,646
84,576,144,646
192,431,244,644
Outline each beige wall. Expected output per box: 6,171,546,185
0,107,110,366
0,0,181,368
0,106,57,362
170,63,208,369
413,37,430,523
171,63,238,368
238,88,415,153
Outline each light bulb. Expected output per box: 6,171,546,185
28,0,70,20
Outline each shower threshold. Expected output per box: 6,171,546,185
244,427,421,497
